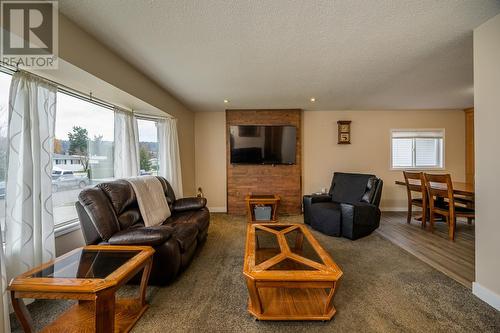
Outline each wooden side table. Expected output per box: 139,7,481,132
245,194,280,223
9,245,154,333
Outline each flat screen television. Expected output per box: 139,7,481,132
229,125,297,165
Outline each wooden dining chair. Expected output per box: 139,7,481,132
403,171,427,228
423,173,475,241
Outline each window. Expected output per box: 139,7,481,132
0,72,12,234
391,129,444,169
0,70,164,233
137,118,159,176
53,92,115,226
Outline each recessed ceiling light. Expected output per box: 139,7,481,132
310,97,316,103
224,99,229,104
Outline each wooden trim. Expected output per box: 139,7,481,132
464,108,474,185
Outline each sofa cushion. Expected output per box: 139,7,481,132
98,179,136,215
108,225,174,247
117,208,142,230
330,172,376,203
164,208,210,233
171,223,198,252
156,176,176,209
78,188,120,241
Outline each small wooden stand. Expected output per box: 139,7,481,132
245,194,280,223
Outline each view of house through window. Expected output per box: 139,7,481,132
53,92,115,226
137,118,159,176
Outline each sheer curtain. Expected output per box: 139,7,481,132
158,117,183,197
5,71,57,284
0,230,10,332
114,108,140,178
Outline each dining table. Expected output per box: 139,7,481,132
395,180,474,197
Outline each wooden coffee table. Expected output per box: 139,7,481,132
9,245,154,333
243,223,343,321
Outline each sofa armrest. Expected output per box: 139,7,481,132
173,197,207,212
340,202,381,239
108,225,174,247
304,194,332,204
303,194,331,225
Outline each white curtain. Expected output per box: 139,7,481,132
158,117,183,197
5,71,57,284
0,229,10,333
114,108,140,178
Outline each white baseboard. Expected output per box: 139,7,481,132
472,282,500,310
208,206,227,213
211,206,411,213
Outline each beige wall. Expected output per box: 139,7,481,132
58,14,196,196
473,13,500,309
303,110,465,210
195,112,227,210
194,109,466,211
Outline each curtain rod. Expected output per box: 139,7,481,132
0,61,174,120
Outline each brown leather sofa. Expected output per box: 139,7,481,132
75,176,209,285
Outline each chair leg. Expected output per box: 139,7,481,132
429,211,435,232
421,204,427,229
407,203,412,224
449,214,456,241
467,217,473,225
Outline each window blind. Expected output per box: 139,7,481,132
391,129,444,169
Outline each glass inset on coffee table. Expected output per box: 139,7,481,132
243,223,343,320
9,245,154,333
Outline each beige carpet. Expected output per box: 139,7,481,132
11,214,500,332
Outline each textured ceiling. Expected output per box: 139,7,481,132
58,0,500,112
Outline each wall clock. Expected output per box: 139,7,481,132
337,120,351,144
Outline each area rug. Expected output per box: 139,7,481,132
11,214,500,332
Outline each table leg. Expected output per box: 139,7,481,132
138,258,153,306
324,281,338,314
246,279,262,314
95,288,115,333
11,291,34,333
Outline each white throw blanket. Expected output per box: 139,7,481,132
126,176,171,227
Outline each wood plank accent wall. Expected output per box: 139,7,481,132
226,109,302,215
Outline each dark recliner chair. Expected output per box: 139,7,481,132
76,176,209,285
303,172,383,240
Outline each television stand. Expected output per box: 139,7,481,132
245,194,280,223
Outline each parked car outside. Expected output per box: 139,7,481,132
52,170,89,192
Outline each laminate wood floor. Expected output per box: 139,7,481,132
377,212,475,289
